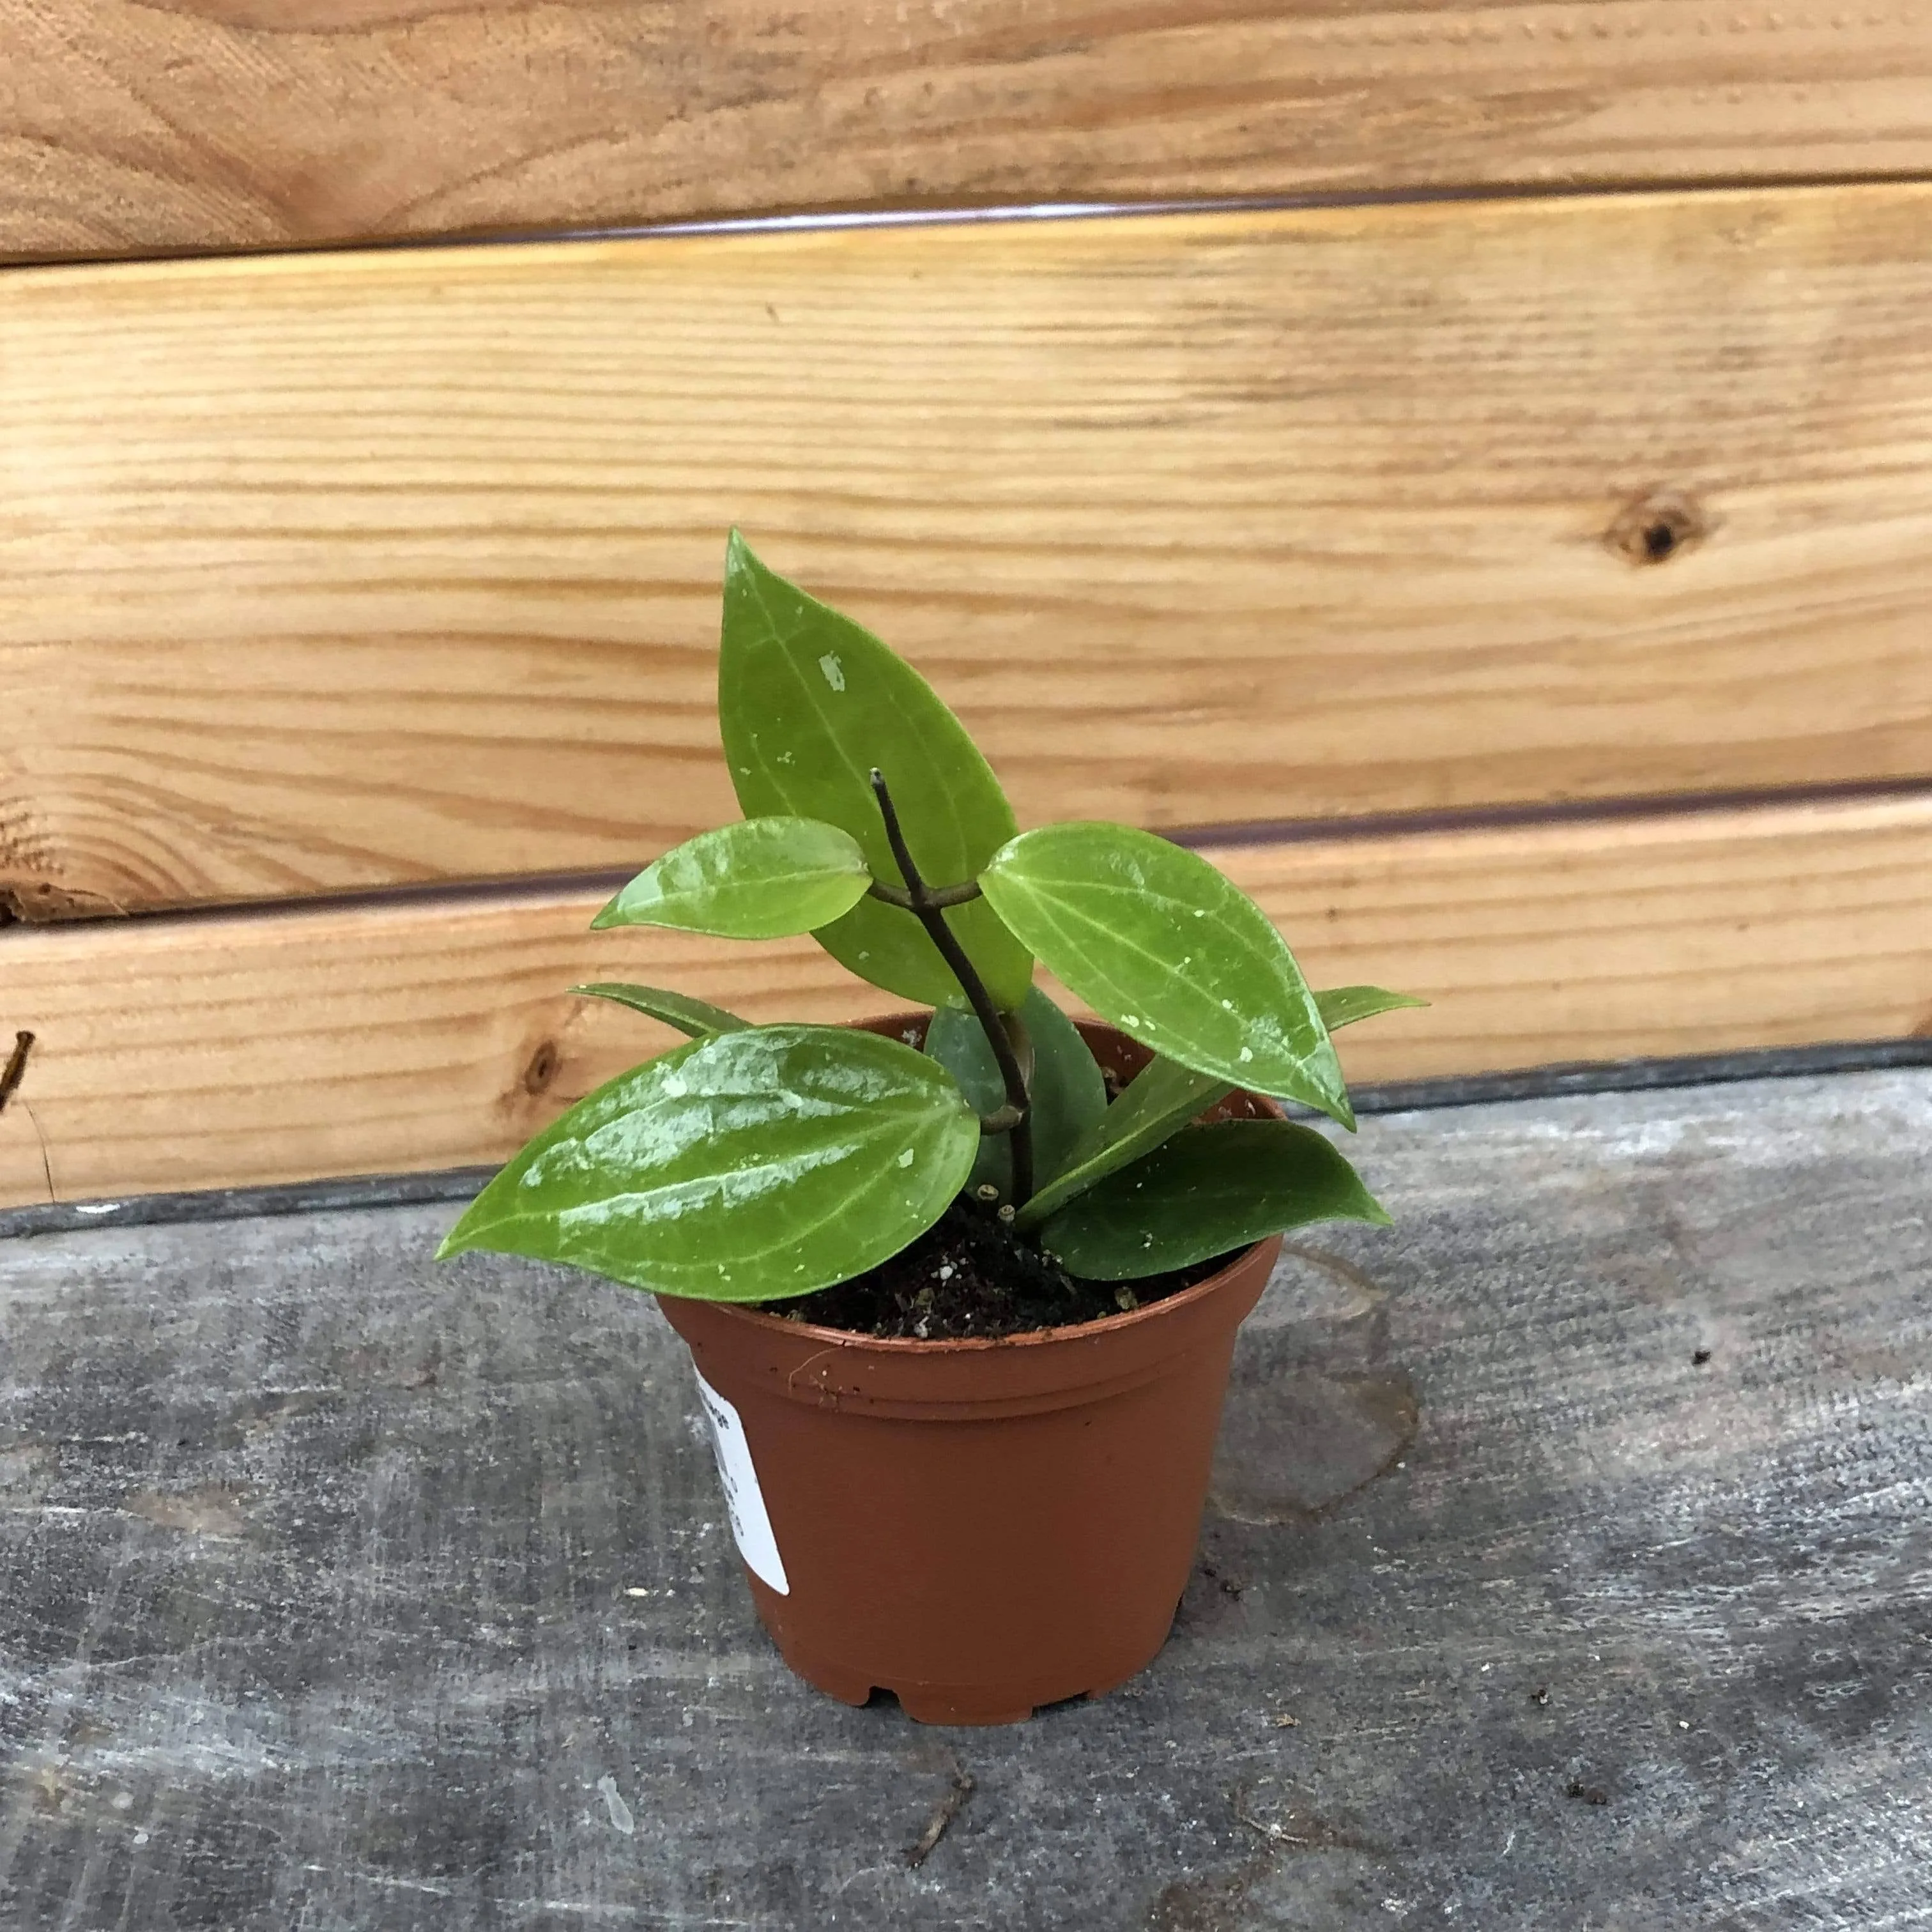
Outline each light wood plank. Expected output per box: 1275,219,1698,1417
3,795,1928,1206
5,2,1931,262
7,185,1932,921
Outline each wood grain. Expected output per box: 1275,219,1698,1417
3,794,1928,1207
7,185,1932,921
6,2,1932,261
4,1071,1931,1925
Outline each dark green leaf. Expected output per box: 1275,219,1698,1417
438,1025,979,1302
1317,985,1428,1031
571,984,751,1039
1038,1119,1390,1280
1013,1053,1230,1230
981,822,1351,1126
590,816,871,939
717,532,1032,1008
1013,982,1422,1229
925,987,1108,1198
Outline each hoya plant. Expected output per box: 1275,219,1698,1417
440,534,1420,1303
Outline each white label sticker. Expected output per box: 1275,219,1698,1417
694,1370,789,1595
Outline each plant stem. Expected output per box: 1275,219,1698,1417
867,877,981,911
868,769,1034,1208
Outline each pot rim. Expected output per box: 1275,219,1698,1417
687,1228,1275,1358
659,1232,1280,1418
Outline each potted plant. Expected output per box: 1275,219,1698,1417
440,534,1420,1725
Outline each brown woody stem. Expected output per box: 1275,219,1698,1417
0,1031,32,1114
867,878,982,911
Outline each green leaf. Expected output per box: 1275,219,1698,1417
1317,985,1428,1031
1013,1053,1231,1230
925,987,1108,1199
717,532,1032,1008
571,984,751,1039
1011,983,1423,1229
590,816,871,939
980,822,1351,1127
438,1025,979,1302
1038,1119,1390,1280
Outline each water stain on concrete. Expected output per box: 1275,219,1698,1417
1146,1791,1387,1929
1275,1243,1387,1317
233,1387,340,1441
0,1441,57,1505
1210,1363,1418,1524
1146,1853,1273,1931
125,1483,253,1539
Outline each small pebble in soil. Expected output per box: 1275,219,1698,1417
1692,1347,1712,1366
780,1197,1232,1340
1566,1780,1609,1806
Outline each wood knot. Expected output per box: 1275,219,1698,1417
1606,488,1710,567
522,1040,562,1095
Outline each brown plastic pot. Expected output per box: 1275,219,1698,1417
654,1018,1282,1726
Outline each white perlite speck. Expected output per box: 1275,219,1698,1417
596,1775,635,1836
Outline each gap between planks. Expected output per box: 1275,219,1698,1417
6,1037,1928,1241
7,0,1932,260
2,793,1929,1208
19,172,1932,276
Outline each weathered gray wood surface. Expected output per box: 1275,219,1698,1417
2,1070,1928,1929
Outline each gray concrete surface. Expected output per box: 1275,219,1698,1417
2,1069,1928,1930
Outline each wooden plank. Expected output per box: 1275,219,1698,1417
4,1070,1929,1924
6,185,1932,921
3,794,1928,1208
6,2,1932,262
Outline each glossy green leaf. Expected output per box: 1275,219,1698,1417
437,1025,979,1302
980,822,1351,1126
570,984,751,1038
1316,985,1428,1031
717,532,1032,1008
1038,1119,1390,1280
590,816,871,939
1013,1053,1231,1230
925,987,1108,1199
1011,985,1421,1229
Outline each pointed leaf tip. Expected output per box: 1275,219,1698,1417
434,1025,979,1301
1013,1052,1231,1230
1038,1118,1389,1280
1315,985,1429,1032
592,817,871,939
569,984,751,1039
718,546,1031,1008
980,822,1351,1124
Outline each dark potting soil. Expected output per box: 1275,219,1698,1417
780,1196,1233,1341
